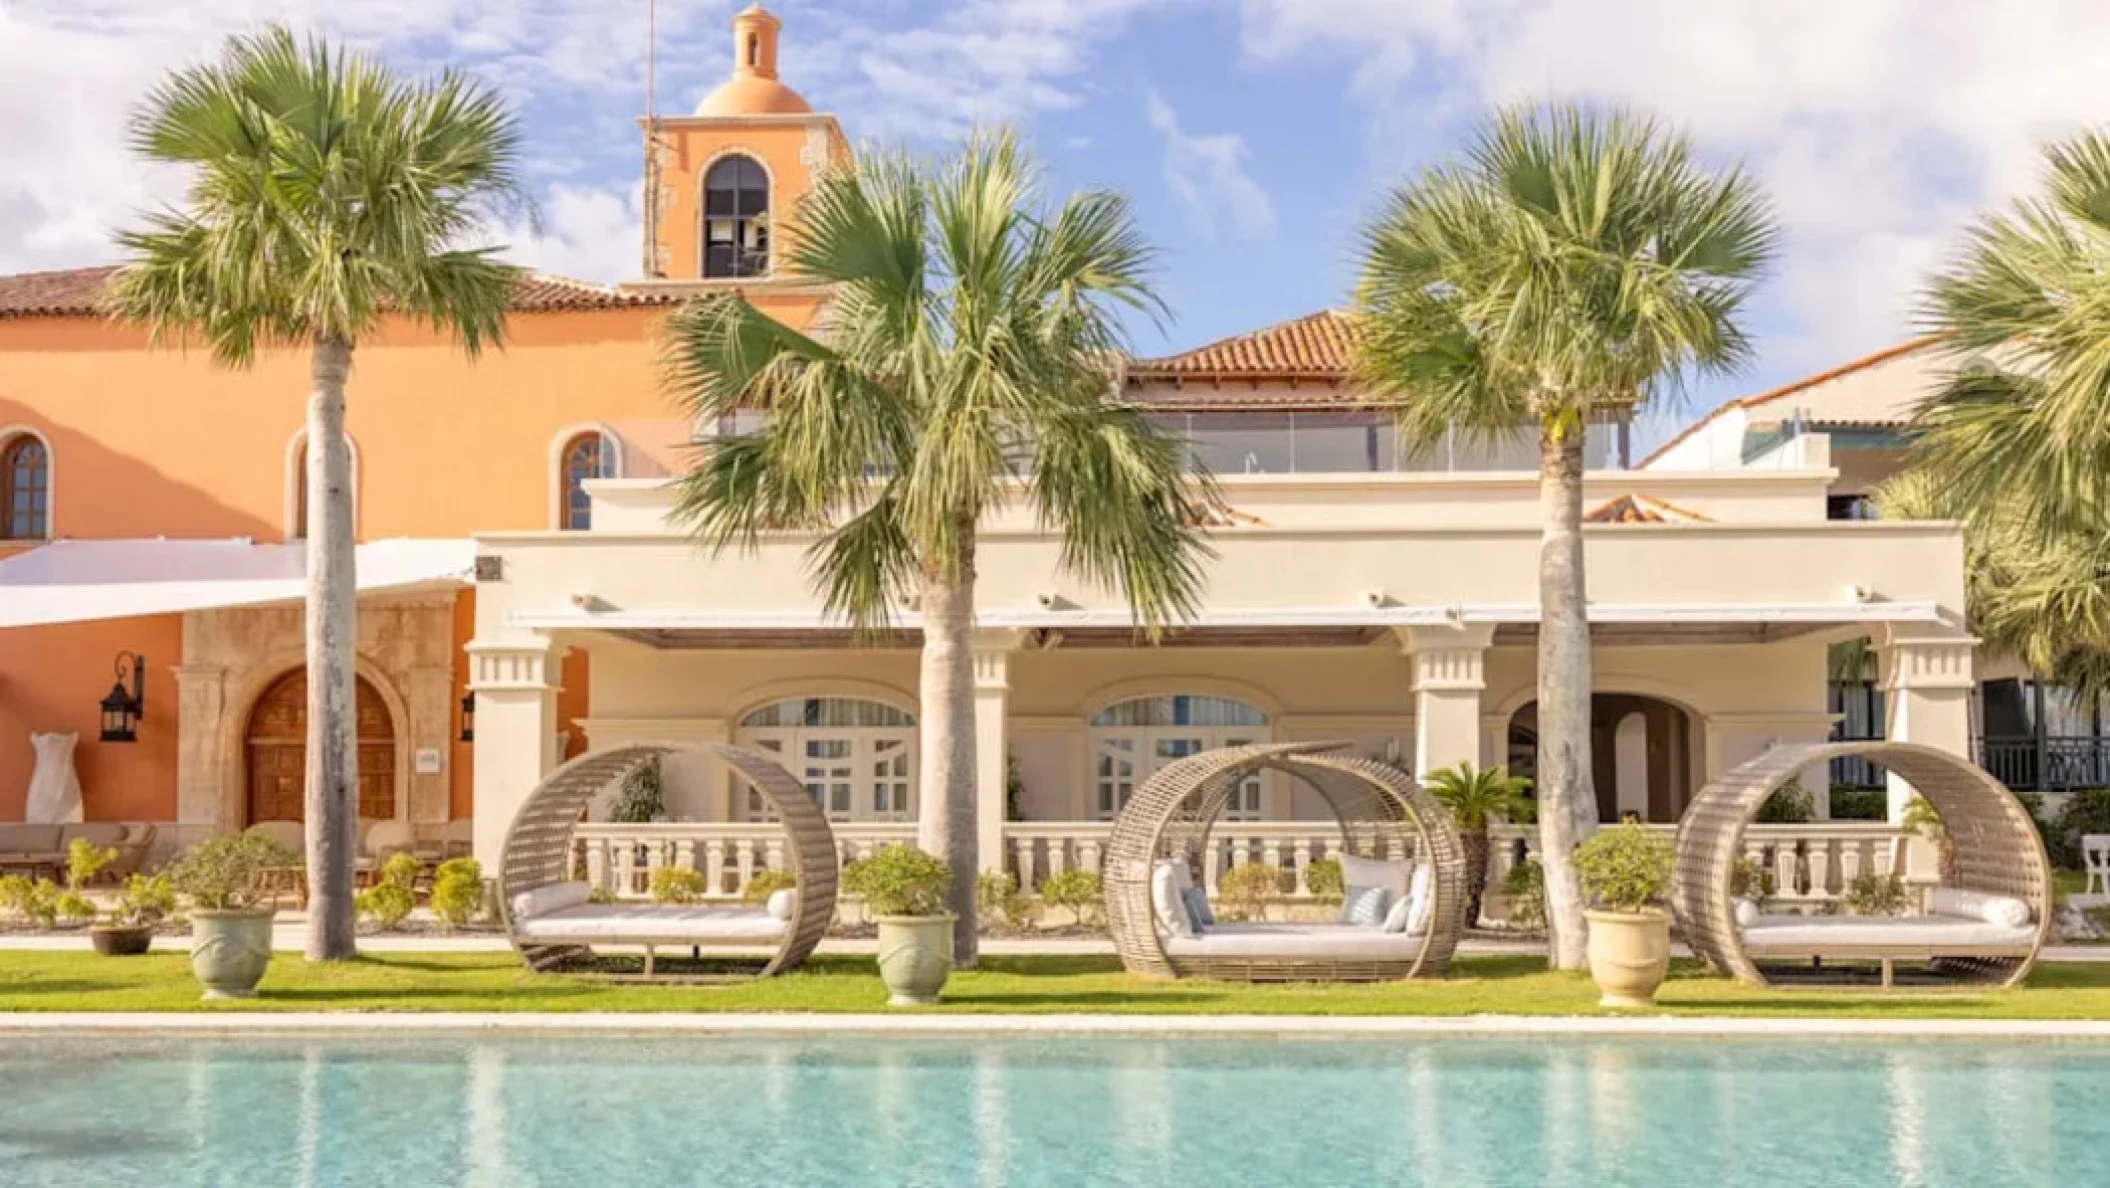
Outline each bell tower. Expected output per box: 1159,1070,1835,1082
631,3,847,318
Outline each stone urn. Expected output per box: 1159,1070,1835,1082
1583,908,1672,1008
189,909,277,999
874,914,956,1006
90,924,155,957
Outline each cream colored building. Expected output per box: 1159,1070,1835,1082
467,313,1976,879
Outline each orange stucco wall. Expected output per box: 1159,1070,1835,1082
0,290,819,823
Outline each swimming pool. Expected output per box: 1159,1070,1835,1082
1,1033,2103,1186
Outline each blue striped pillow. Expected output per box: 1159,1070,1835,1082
1341,884,1391,926
1182,885,1214,931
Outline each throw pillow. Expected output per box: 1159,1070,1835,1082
1341,883,1391,926
765,888,796,921
1339,853,1411,899
1733,897,1760,927
1381,890,1415,934
1403,862,1434,935
1151,861,1193,937
1183,885,1215,928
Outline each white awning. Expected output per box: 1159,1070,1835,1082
0,538,475,628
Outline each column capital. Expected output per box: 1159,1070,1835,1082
970,628,1026,691
1877,633,1978,693
1398,622,1496,693
466,640,559,692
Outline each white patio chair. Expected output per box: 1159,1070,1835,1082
2083,834,2110,897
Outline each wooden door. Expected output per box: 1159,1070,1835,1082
245,669,397,824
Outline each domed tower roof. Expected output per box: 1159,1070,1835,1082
694,5,813,117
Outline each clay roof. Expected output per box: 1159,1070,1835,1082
1128,310,1356,383
1583,493,1713,524
1641,337,1941,467
0,266,680,320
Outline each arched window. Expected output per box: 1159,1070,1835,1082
286,431,359,541
736,696,916,822
702,154,770,279
1,433,50,541
1089,695,1271,821
555,429,620,531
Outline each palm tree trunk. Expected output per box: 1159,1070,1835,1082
917,534,980,966
1461,827,1489,927
1537,422,1594,970
304,333,359,962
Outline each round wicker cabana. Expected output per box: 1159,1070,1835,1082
1104,741,1467,982
1672,740,2052,988
498,742,838,980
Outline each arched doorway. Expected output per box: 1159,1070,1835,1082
245,669,398,824
1507,694,1696,823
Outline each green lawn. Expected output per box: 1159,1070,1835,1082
6,952,2110,1018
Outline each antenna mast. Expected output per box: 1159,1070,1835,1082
640,0,664,278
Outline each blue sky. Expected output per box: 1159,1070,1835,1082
12,1,2110,446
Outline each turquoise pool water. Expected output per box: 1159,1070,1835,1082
1,1033,2104,1186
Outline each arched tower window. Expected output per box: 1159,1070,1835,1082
1,433,50,540
703,154,770,279
555,429,621,531
285,431,359,541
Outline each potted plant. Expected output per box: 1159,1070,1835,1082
93,871,176,956
167,832,298,999
1425,761,1534,927
1573,822,1676,1008
842,843,954,1005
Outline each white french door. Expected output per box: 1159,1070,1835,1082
740,729,917,823
1093,730,1266,820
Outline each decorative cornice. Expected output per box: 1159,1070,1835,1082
466,642,557,692
1399,623,1496,693
1880,636,1978,692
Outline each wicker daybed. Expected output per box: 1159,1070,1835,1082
1104,741,1466,982
1672,740,2052,989
498,743,838,981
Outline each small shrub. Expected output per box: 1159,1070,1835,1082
1754,777,1813,824
1502,860,1546,930
66,838,118,890
168,833,299,912
110,873,177,928
976,870,1031,931
1573,822,1674,914
840,844,951,917
587,886,617,905
607,756,665,824
355,881,415,930
1843,871,1908,917
377,852,423,890
649,866,708,905
2084,904,2110,938
1218,862,1288,922
1730,856,1777,903
54,890,96,926
1304,858,1345,901
429,858,484,928
1038,868,1102,927
1827,786,1887,821
742,868,798,906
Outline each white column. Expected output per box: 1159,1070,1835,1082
467,639,559,866
1402,623,1495,777
972,630,1024,873
1879,630,1977,822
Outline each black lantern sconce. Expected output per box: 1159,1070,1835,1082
459,691,476,743
99,652,146,743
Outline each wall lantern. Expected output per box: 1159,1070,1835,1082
459,691,476,743
99,652,146,743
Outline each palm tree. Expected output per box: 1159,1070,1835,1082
1423,761,1533,927
665,130,1211,965
108,27,529,961
1913,130,2110,535
1352,104,1777,968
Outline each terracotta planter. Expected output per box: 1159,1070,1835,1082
90,924,155,957
1583,908,1671,1009
874,914,956,1006
189,909,276,1000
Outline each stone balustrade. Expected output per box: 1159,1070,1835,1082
572,818,1918,909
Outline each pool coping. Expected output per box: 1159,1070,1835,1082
5,1011,2110,1040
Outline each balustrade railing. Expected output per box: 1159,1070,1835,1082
572,819,1918,909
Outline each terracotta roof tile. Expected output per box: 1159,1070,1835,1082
1583,493,1713,524
1127,310,1356,382
1640,337,1940,467
0,265,679,320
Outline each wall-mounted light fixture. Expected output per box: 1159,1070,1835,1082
459,691,476,743
99,652,146,743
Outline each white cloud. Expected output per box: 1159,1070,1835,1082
1143,89,1275,239
1236,0,2110,372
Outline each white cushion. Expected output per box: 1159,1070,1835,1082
1381,890,1414,933
513,903,788,943
509,881,591,922
1152,862,1193,937
1929,887,2032,928
1339,853,1411,899
1402,863,1434,935
1733,898,1760,927
1165,921,1425,959
1739,913,2036,951
765,888,797,921
1340,884,1391,926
